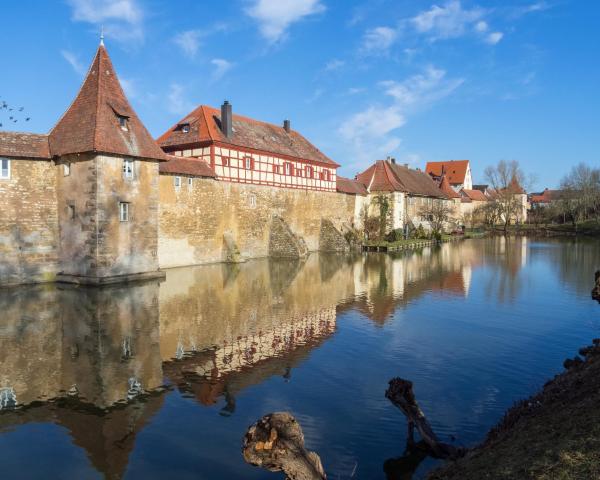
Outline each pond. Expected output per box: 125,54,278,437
0,237,599,479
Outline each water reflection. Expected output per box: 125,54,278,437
0,237,596,479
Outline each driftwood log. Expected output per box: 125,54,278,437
242,412,326,480
386,378,465,460
592,270,600,302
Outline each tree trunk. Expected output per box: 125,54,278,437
242,412,326,480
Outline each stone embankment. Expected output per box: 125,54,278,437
362,235,466,253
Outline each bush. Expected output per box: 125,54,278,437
385,228,404,242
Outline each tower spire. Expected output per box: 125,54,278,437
100,25,105,46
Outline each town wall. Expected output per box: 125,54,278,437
157,175,358,268
0,158,59,285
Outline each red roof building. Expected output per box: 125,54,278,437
157,103,338,192
425,160,472,191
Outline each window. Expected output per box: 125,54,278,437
118,115,129,131
249,194,256,208
181,123,190,133
188,177,193,189
63,163,71,176
68,204,75,220
174,176,181,190
123,159,134,179
0,158,10,179
244,156,253,170
221,157,229,167
119,202,129,222
322,170,330,182
296,168,303,177
305,166,313,178
285,162,292,175
273,164,280,174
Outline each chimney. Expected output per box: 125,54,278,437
221,100,232,138
390,157,396,164
404,163,409,169
283,119,291,132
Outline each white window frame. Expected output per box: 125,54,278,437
0,158,10,180
63,163,71,176
244,157,252,170
249,194,256,208
123,159,134,179
119,202,130,222
174,176,181,190
285,162,291,176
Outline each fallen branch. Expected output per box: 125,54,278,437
242,412,326,480
385,378,465,459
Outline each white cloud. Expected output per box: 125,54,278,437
324,59,345,72
485,31,504,45
475,20,488,32
119,77,137,99
67,0,144,43
61,50,86,76
174,30,202,58
339,66,463,163
167,83,193,115
211,58,234,80
360,26,398,55
246,0,325,43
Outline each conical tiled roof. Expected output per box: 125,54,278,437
49,45,167,161
439,174,461,198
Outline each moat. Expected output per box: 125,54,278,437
0,237,598,479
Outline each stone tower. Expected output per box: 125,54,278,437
49,43,167,284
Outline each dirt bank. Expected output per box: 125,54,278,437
428,341,600,479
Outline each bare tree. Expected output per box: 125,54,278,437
559,163,600,226
484,160,531,232
419,200,454,237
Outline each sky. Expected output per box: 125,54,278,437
0,0,598,189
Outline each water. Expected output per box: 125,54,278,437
0,237,598,479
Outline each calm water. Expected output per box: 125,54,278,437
0,237,599,479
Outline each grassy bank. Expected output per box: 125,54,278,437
363,230,486,249
493,219,600,237
428,340,600,480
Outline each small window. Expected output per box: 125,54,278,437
119,202,129,222
118,115,129,131
221,157,229,167
296,168,303,177
249,194,256,208
285,162,291,175
123,159,134,179
272,164,279,174
305,166,313,178
0,158,10,179
188,177,193,189
174,176,181,189
181,124,190,133
68,204,75,220
63,163,71,176
244,156,253,170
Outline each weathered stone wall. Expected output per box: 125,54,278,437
56,153,161,281
319,219,350,253
0,158,59,285
158,176,357,268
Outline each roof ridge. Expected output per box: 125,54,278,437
92,46,105,153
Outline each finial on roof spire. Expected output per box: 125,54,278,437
100,25,105,46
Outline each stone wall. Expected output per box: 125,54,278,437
158,175,358,268
0,158,59,285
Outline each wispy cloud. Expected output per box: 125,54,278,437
360,26,398,55
61,50,86,76
67,0,144,44
173,30,202,58
324,59,345,72
211,58,234,81
339,66,463,163
246,0,325,44
167,83,193,115
411,0,485,40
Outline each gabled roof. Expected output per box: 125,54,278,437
157,105,339,167
438,175,461,199
461,189,488,202
356,160,447,198
507,176,526,194
530,188,563,204
336,176,367,196
425,160,470,185
49,45,167,162
0,131,50,159
159,156,216,178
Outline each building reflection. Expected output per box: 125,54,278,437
0,237,534,478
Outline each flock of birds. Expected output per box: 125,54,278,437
0,98,31,129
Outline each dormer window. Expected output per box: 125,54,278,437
181,124,190,133
118,115,129,131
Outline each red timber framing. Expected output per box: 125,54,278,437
166,141,337,192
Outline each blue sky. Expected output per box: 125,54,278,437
1,0,598,188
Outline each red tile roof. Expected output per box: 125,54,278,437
49,45,167,162
438,175,461,199
0,131,50,159
461,189,488,202
336,176,367,195
356,160,447,198
507,176,526,194
425,160,470,185
157,105,339,167
159,156,216,178
530,188,562,204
